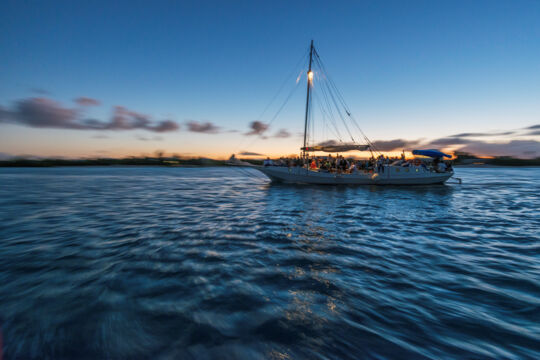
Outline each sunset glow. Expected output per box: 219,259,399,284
1,1,539,160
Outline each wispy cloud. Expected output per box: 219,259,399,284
357,126,540,158
0,152,13,160
186,120,221,134
245,121,269,136
451,131,514,137
74,97,100,106
136,135,163,141
30,88,50,95
371,139,420,151
419,132,540,158
526,130,540,136
0,97,179,133
458,140,540,158
273,129,291,138
427,137,473,146
239,151,263,156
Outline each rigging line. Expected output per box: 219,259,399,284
314,50,351,112
323,72,371,146
233,166,266,182
314,51,381,154
310,91,315,147
242,74,302,151
234,49,309,154
348,112,382,154
314,55,356,143
306,83,314,148
315,53,372,145
315,71,344,142
268,76,302,126
312,91,341,141
255,49,309,122
314,52,359,122
316,93,326,144
318,87,344,143
307,91,312,147
315,59,343,137
319,65,356,143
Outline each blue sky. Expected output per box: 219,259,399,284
1,0,539,158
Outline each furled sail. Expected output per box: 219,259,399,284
301,144,370,152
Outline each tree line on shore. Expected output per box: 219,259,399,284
0,152,539,167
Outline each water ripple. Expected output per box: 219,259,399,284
0,166,539,359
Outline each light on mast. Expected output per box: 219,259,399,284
308,71,314,81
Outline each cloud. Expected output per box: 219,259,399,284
105,106,178,132
419,135,540,158
136,135,163,141
426,137,473,146
245,121,269,136
309,134,539,158
526,130,540,136
452,131,514,137
30,88,50,95
186,120,221,134
458,140,540,158
74,97,100,106
526,124,540,130
0,98,179,133
371,139,420,151
0,152,13,160
92,134,109,139
239,151,263,156
4,98,80,128
273,129,291,138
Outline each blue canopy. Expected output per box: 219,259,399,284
412,149,451,158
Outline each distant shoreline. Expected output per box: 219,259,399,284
1,157,539,168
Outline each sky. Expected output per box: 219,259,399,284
1,0,539,159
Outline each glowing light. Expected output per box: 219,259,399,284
308,71,314,81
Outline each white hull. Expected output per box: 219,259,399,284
255,165,453,185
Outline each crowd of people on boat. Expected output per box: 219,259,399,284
262,153,453,173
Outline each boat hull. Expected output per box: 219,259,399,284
254,166,453,185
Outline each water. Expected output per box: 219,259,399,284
0,167,538,359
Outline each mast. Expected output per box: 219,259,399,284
302,40,314,158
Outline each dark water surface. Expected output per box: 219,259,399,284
0,167,539,359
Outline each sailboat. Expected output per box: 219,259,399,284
245,41,454,185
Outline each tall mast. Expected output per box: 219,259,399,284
302,40,314,158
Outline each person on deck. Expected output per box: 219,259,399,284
263,157,273,166
438,161,447,172
377,158,384,173
310,159,317,170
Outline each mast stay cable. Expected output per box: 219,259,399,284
234,49,309,155
313,48,382,156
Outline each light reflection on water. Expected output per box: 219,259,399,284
0,166,539,359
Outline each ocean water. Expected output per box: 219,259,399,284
0,166,538,359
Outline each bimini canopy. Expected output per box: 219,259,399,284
412,149,451,158
302,144,370,153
